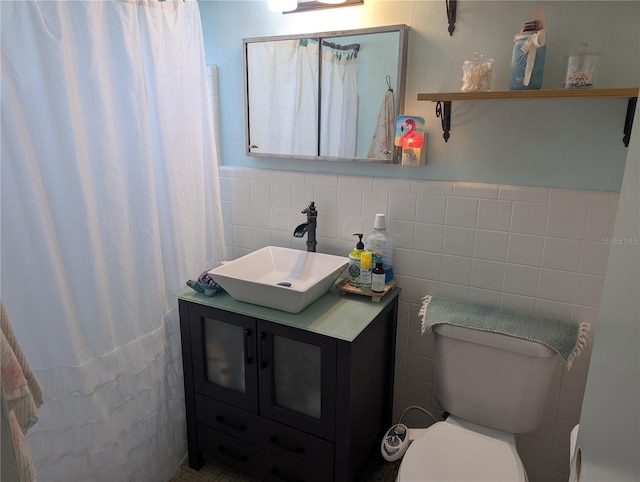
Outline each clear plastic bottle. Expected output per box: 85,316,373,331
364,214,394,284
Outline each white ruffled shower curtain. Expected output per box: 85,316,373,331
247,38,359,158
247,39,319,157
320,41,359,158
1,1,225,480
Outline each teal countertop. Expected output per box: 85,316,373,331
176,284,399,343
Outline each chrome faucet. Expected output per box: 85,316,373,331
293,201,317,252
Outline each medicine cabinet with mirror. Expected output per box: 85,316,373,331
243,24,409,163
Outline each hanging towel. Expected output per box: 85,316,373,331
1,301,42,429
1,300,43,482
367,89,395,161
419,295,590,369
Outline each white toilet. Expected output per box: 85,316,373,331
397,323,558,481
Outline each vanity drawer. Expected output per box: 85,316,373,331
195,394,334,475
197,423,261,473
196,394,261,439
197,423,331,482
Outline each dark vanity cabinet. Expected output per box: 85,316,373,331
177,288,399,482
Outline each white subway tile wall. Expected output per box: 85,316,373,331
218,167,618,482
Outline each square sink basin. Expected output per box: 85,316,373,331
208,246,348,313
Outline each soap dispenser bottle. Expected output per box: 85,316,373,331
348,234,365,287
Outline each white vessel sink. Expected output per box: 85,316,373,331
208,246,348,313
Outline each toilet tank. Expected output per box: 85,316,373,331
434,324,558,434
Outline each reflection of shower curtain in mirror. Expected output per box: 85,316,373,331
247,40,319,156
321,42,360,158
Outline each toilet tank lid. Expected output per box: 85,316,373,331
435,324,556,358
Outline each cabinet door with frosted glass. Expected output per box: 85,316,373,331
190,304,259,413
257,320,337,440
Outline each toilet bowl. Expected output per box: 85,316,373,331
396,416,527,482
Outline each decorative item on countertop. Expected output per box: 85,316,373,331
364,214,394,284
563,43,600,89
336,277,397,302
186,269,224,296
395,115,425,166
461,52,494,91
509,9,546,90
348,233,365,287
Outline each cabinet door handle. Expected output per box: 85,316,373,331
215,415,247,432
269,435,304,454
260,331,268,369
270,468,304,482
243,328,253,365
217,445,248,462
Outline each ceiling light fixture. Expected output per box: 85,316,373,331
283,0,362,14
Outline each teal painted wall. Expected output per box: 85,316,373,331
199,1,639,191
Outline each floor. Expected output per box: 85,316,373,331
169,455,400,482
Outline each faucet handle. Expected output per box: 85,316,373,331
302,201,316,214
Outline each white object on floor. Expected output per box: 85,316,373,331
397,418,526,482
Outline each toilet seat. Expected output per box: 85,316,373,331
396,421,527,482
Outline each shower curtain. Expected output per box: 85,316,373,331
247,39,319,157
247,38,359,158
320,41,359,158
1,1,225,480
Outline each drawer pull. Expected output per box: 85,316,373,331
217,444,248,462
270,468,304,482
269,435,304,454
215,415,247,432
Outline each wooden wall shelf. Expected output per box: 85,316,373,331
417,87,639,146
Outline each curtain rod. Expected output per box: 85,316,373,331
321,40,360,52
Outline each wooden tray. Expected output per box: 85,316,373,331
336,278,397,302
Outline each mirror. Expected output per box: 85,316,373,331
243,25,409,163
